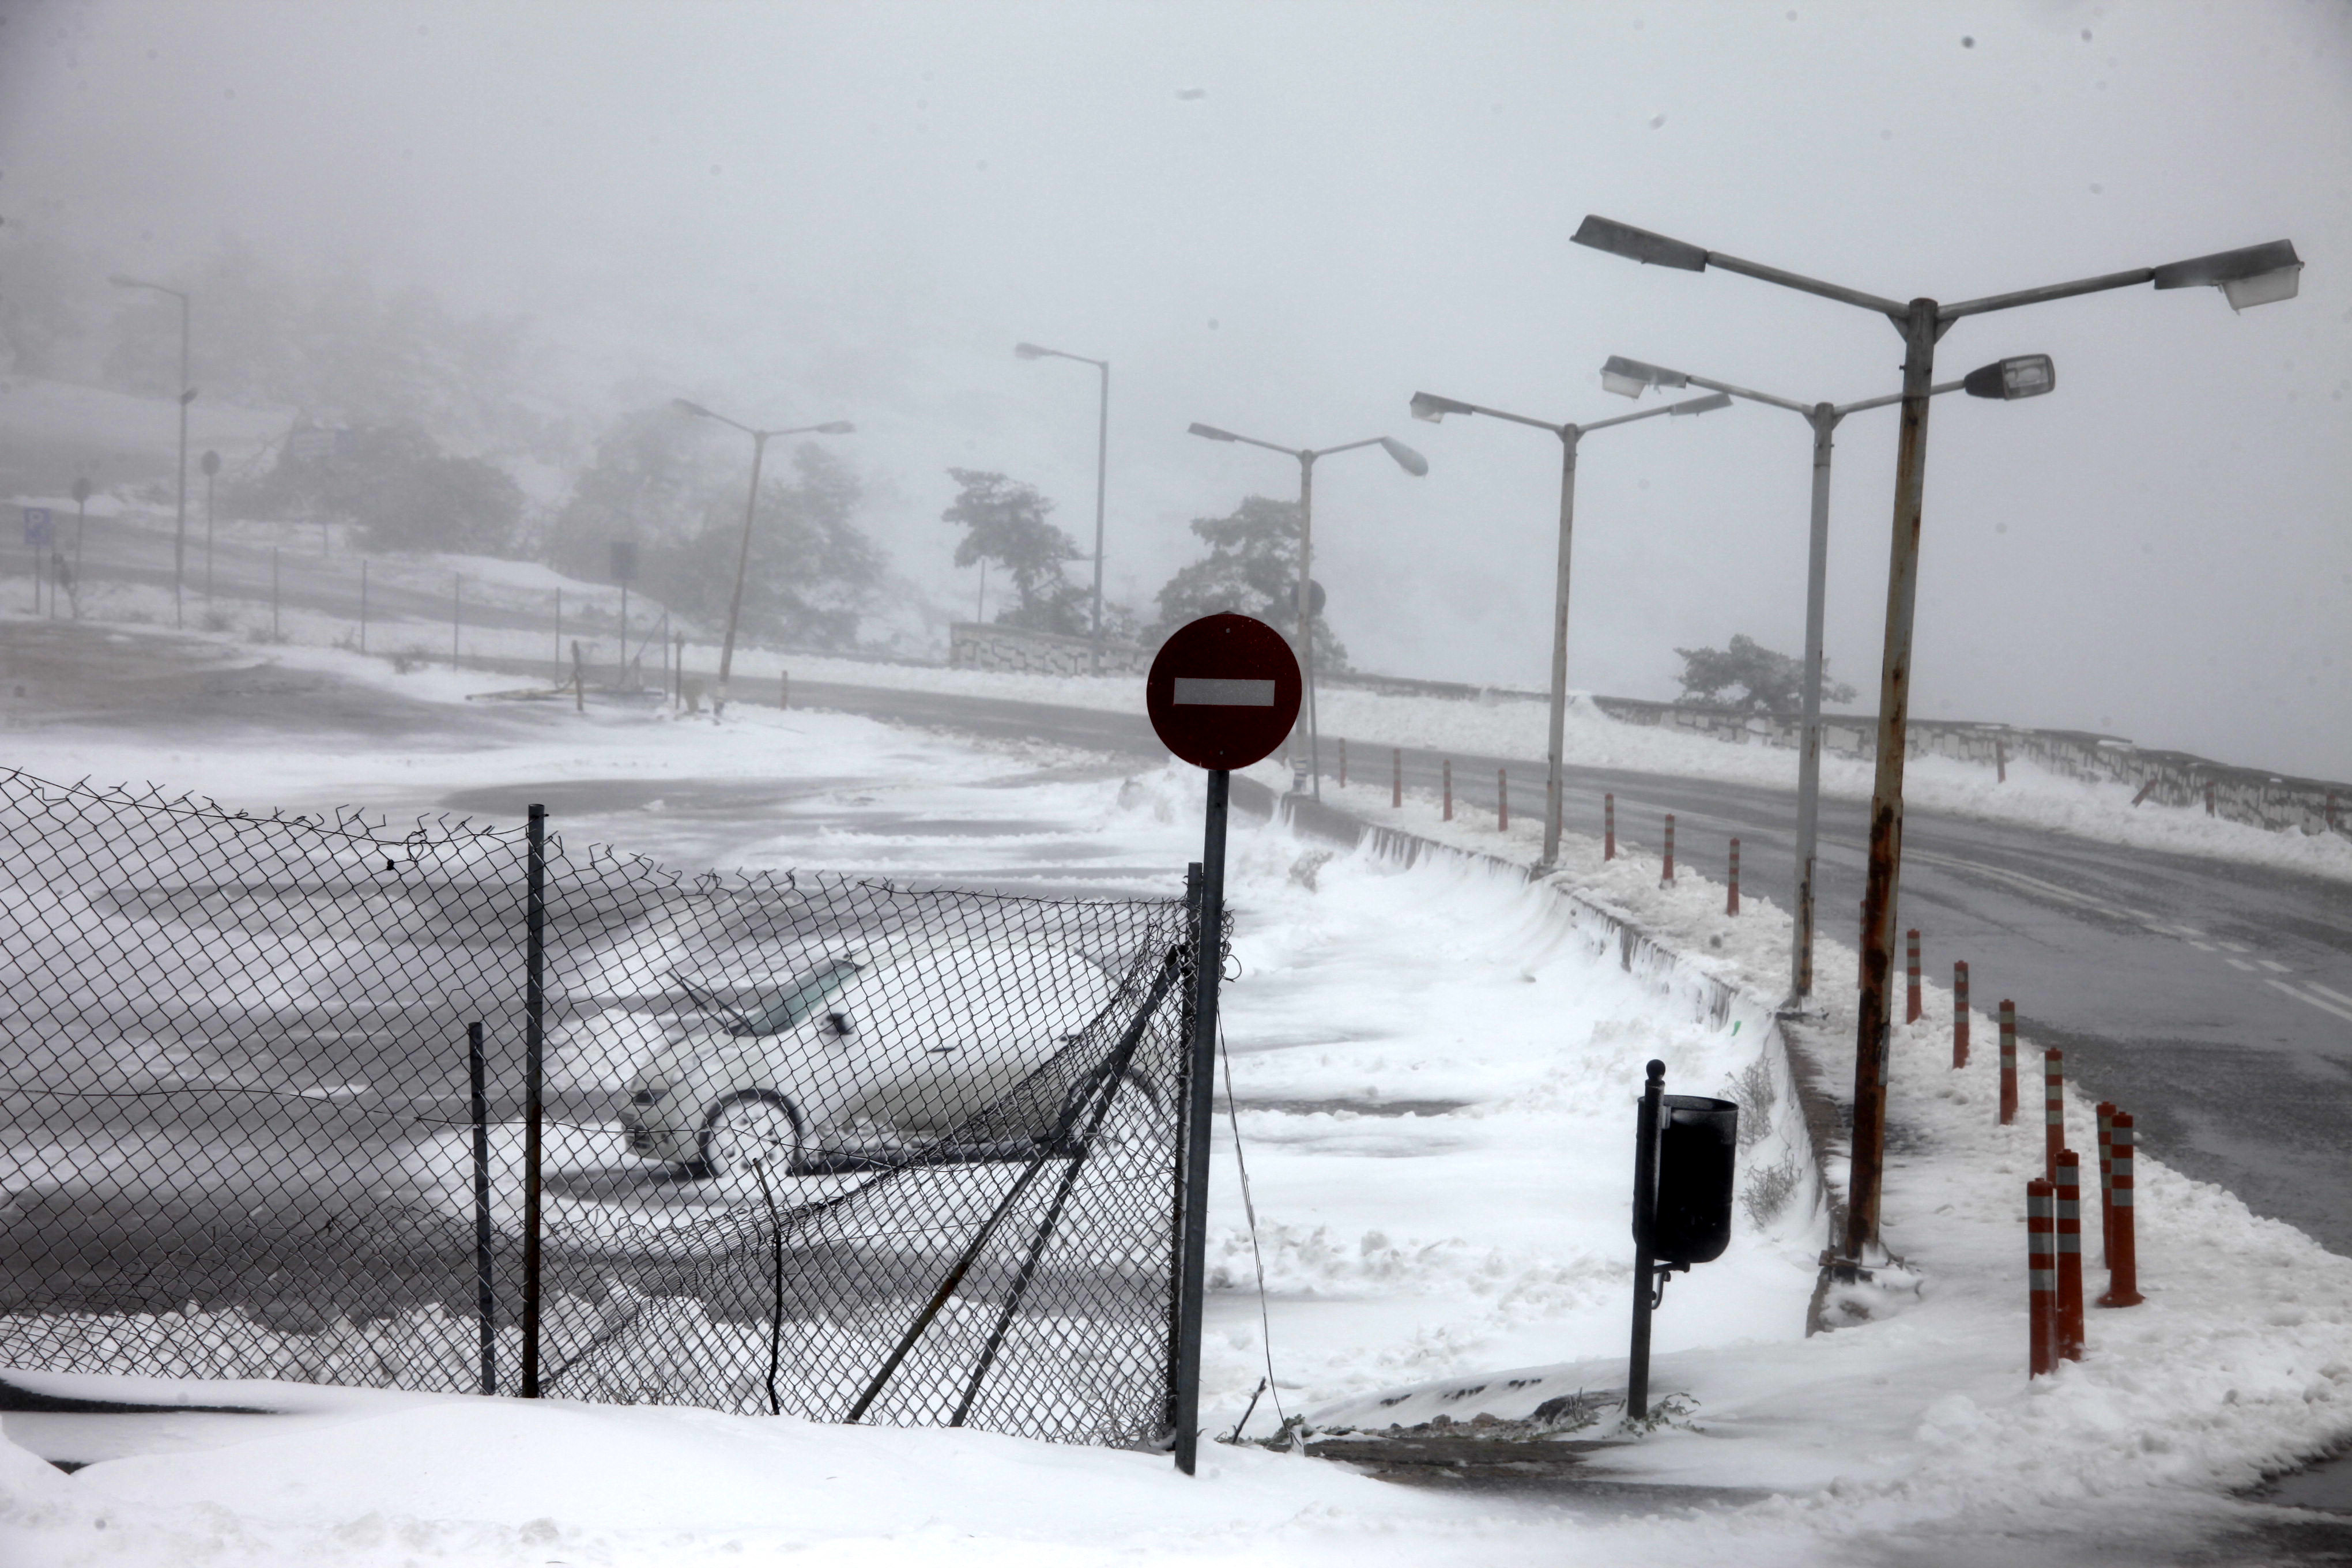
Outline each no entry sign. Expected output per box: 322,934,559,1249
1146,613,1302,771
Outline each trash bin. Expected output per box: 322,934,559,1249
1653,1094,1738,1266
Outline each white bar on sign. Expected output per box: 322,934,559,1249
1173,677,1276,707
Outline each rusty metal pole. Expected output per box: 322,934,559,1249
1845,297,1940,1264
1789,406,1838,1000
1540,428,1582,870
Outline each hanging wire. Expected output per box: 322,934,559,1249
1217,1013,1286,1436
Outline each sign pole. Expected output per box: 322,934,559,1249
1172,769,1228,1475
1627,1058,1665,1419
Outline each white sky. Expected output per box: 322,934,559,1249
5,0,2349,778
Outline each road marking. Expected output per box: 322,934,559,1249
2266,978,2352,1026
2226,957,2257,972
2309,982,2352,1009
2218,940,2252,954
2257,959,2291,974
2188,940,2214,951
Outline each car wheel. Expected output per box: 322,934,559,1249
698,1092,805,1179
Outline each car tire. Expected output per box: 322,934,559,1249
696,1091,805,1179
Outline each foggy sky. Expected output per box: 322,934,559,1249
5,0,2348,777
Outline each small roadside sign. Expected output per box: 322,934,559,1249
22,507,53,547
1146,613,1302,771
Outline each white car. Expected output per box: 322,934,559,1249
620,941,1123,1178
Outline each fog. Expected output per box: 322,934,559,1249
4,0,2347,777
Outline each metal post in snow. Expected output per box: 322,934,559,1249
1627,1059,1666,1419
521,804,546,1397
1727,838,1740,915
2097,1113,2144,1307
2056,1149,2086,1361
1906,929,1923,1024
1442,759,1452,821
1953,961,1970,1068
1661,813,1675,884
1790,406,1837,1001
2044,1049,2065,1183
2204,781,2216,817
1996,736,2008,784
1999,1000,2019,1125
1605,793,1615,860
1297,453,1320,797
2027,1177,2056,1377
1173,771,1231,1476
467,1021,496,1397
1392,747,1402,809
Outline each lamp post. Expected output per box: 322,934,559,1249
1596,352,2056,1004
1407,387,1732,869
1185,423,1427,796
108,274,193,628
1015,342,1111,672
200,449,221,602
1572,214,2302,1263
672,399,855,716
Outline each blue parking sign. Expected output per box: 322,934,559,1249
22,507,52,547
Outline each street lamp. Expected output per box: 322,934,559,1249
1184,421,1427,796
1573,213,2301,1264
108,274,193,628
1597,352,2055,1005
1407,387,1732,869
672,399,856,715
1015,342,1111,673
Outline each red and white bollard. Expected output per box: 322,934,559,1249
2044,1048,2065,1182
2098,1111,2144,1307
1999,1000,2019,1125
1497,770,1509,832
1603,793,1615,860
1442,759,1452,821
1905,928,1923,1023
2056,1149,2086,1362
1953,960,1970,1069
1661,813,1675,885
2095,1101,2117,1266
2027,1176,2057,1377
1996,736,2008,784
1392,747,1402,809
1726,838,1740,915
2204,781,2217,817
2131,777,2158,807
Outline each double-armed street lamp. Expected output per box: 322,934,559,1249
1015,342,1111,672
1572,213,2303,1263
108,274,196,628
673,399,855,715
1596,351,2057,1005
1184,422,1427,796
1407,386,1732,870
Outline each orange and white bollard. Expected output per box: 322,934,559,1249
2056,1149,2086,1361
1999,1000,2019,1125
1953,960,1971,1069
1996,736,2008,784
1392,747,1402,809
1603,792,1615,860
1905,928,1923,1023
1442,759,1452,821
2095,1102,2117,1265
2098,1111,2144,1307
2204,782,2217,817
1497,770,1508,832
1661,813,1675,885
1727,838,1740,915
2044,1049,2065,1182
2027,1176,2056,1377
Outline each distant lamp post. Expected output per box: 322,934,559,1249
1573,213,2301,1265
1596,351,2054,1004
1184,421,1427,796
108,274,194,628
1407,386,1731,869
1015,342,1111,672
200,449,221,602
70,477,92,610
672,399,855,715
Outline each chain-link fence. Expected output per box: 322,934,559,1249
0,768,1198,1446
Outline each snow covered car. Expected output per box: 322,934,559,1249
620,941,1123,1177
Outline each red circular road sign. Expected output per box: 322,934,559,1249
1147,613,1303,771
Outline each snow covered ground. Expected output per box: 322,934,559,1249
3,638,2347,1565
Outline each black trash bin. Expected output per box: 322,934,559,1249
1652,1094,1738,1267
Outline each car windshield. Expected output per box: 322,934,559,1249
734,958,862,1036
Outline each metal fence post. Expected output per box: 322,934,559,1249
521,804,546,1397
467,1021,496,1397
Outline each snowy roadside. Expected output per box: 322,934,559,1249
1287,776,2352,1545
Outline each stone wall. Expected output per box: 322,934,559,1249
948,621,1152,677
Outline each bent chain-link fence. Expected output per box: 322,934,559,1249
0,767,1197,1446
